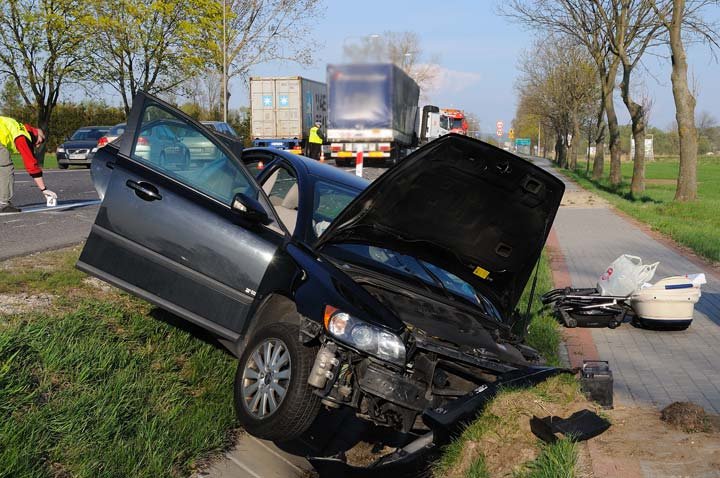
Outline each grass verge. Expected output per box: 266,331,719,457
0,247,237,477
11,153,59,170
566,157,720,263
435,251,575,477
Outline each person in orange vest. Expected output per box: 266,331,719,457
307,121,324,160
0,116,57,213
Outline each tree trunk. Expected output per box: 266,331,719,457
604,61,622,185
630,126,646,195
556,134,568,168
669,0,698,201
36,105,53,167
619,62,646,196
593,107,607,180
570,116,580,170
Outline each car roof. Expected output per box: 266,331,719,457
76,126,112,130
244,147,369,190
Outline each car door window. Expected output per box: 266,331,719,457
130,105,255,205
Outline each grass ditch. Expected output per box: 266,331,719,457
566,157,720,263
0,247,237,477
2,245,568,477
434,251,578,477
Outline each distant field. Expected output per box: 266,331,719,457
11,153,59,170
569,156,720,263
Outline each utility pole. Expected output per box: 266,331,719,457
222,0,227,122
537,121,541,157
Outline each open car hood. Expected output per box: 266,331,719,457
318,134,565,318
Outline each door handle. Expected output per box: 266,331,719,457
126,180,162,201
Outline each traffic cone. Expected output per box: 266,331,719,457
320,149,325,163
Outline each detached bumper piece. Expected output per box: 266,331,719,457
530,409,611,443
309,366,568,477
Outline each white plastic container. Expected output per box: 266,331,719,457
629,276,701,330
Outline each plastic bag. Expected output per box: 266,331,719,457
597,254,659,297
686,273,706,288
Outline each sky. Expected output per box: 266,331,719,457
231,0,720,134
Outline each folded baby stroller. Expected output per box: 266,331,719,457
542,255,659,329
541,287,631,329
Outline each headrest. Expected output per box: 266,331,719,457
282,184,299,210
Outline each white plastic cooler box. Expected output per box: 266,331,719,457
630,276,701,330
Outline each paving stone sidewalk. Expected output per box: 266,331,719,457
533,157,720,413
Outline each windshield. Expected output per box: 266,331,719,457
439,115,450,130
312,180,361,237
451,118,465,130
331,243,501,320
109,125,126,136
71,128,107,141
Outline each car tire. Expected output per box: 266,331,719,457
234,322,321,441
58,163,69,170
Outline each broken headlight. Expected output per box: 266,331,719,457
324,306,406,365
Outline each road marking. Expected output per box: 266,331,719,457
0,200,100,216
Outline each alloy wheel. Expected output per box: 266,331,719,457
240,338,292,419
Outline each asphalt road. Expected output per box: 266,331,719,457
0,168,100,260
0,163,387,261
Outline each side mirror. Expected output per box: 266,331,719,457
231,193,271,225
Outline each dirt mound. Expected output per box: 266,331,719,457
661,402,711,433
560,189,608,208
589,406,720,477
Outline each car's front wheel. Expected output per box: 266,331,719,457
234,323,321,441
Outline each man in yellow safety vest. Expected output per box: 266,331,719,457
0,117,57,213
307,121,324,160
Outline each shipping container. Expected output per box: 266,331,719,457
250,76,327,151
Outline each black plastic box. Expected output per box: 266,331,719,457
581,360,614,409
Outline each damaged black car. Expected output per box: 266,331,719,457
78,92,565,452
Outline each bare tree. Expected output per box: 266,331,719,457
697,110,717,131
649,0,720,201
591,0,666,195
516,37,598,169
0,0,86,160
343,31,440,93
200,0,323,120
501,0,624,184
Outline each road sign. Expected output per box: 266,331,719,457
515,138,531,146
496,129,503,137
496,121,504,130
508,128,515,139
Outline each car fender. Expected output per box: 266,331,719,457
227,241,405,357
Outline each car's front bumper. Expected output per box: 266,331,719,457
309,366,568,477
57,152,92,165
